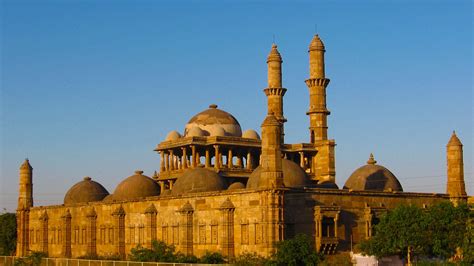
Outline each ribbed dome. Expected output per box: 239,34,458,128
247,159,308,189
344,154,403,192
172,168,226,195
242,129,260,140
184,104,242,137
64,177,109,205
166,130,182,141
112,170,160,200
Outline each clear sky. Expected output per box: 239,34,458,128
1,0,472,211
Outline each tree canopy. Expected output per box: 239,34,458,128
0,212,17,256
358,201,472,263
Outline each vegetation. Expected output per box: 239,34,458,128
268,233,323,266
0,212,17,256
13,251,47,266
358,202,472,264
231,252,268,266
129,240,221,263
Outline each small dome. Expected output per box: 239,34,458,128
209,126,226,137
113,170,160,200
172,168,226,195
187,127,205,137
64,177,109,205
184,104,242,137
242,129,260,140
228,182,246,190
166,130,182,141
247,159,308,189
343,154,403,192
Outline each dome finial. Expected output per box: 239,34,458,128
135,170,144,175
367,153,377,165
209,104,218,109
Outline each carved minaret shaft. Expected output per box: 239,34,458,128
446,131,467,205
306,35,330,143
264,44,287,143
259,113,283,188
18,159,33,209
17,159,33,257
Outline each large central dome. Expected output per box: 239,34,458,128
184,104,242,137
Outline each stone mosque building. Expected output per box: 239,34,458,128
16,35,468,259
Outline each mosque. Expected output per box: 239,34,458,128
16,35,468,259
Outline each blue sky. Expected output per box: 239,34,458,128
1,0,472,211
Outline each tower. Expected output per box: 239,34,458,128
446,131,467,205
264,44,287,143
17,159,33,257
305,35,336,183
259,112,284,188
306,35,330,142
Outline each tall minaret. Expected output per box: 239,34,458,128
305,35,330,143
17,159,33,257
264,44,287,143
259,112,283,188
446,131,467,205
18,159,33,209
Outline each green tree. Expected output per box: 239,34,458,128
199,251,226,264
129,240,177,262
270,233,322,266
0,212,17,256
358,204,429,258
425,202,469,259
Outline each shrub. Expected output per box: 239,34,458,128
231,252,268,266
129,240,177,262
271,234,322,266
199,251,226,264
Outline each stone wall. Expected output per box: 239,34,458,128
25,188,449,259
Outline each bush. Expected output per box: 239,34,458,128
175,252,199,263
129,240,177,262
232,252,268,266
199,251,226,264
270,234,323,266
13,251,47,266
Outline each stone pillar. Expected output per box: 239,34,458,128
364,208,372,240
40,211,49,254
169,150,175,171
446,131,467,205
145,204,157,248
86,208,97,257
220,198,235,258
236,156,242,168
299,152,305,168
165,152,170,171
191,145,197,168
228,149,233,168
182,147,188,169
160,151,165,172
205,149,211,168
246,152,252,170
333,213,339,238
314,209,322,252
169,180,174,190
112,206,126,259
214,145,221,169
178,202,194,255
61,210,72,258
159,181,165,194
